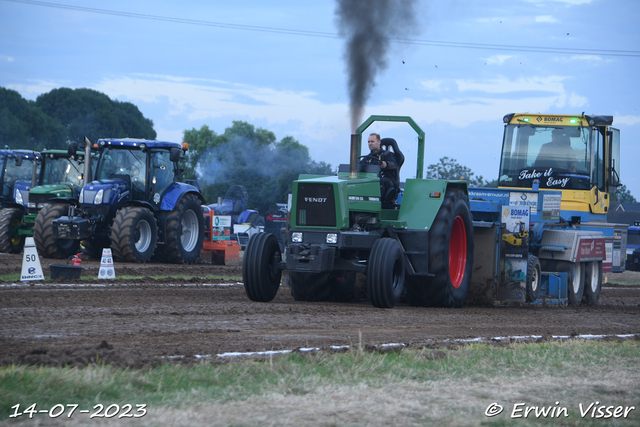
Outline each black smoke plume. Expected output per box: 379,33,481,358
335,0,420,131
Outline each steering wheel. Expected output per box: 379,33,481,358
358,155,379,162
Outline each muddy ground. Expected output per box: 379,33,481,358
0,252,639,367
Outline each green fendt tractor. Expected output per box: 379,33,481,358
242,115,474,308
0,149,89,254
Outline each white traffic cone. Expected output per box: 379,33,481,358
21,237,44,281
98,248,116,279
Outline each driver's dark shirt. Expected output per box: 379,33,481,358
360,148,398,182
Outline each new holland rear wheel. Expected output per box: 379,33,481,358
583,260,602,305
406,188,474,307
162,194,204,264
567,262,585,307
0,208,25,253
243,233,282,302
366,238,405,308
110,207,158,262
34,203,80,259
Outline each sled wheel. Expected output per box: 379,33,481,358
34,203,80,259
583,260,602,305
366,238,405,308
526,254,541,302
567,262,585,306
0,208,25,253
406,188,474,307
111,207,158,262
243,233,282,302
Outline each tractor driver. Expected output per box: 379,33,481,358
534,128,578,172
360,133,398,200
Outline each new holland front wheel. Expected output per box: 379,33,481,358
34,203,80,259
367,238,405,308
583,260,602,305
243,233,282,302
161,194,204,264
406,188,474,308
0,208,25,253
110,207,158,262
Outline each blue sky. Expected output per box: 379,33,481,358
2,0,639,197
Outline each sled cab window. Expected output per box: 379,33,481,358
499,124,591,190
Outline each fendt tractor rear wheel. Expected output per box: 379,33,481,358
161,194,205,264
243,232,282,302
406,188,474,308
526,254,541,302
567,261,585,306
110,207,158,262
34,203,81,259
0,208,25,253
583,260,603,305
367,238,405,308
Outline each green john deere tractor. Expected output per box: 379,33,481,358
242,115,474,308
0,150,89,255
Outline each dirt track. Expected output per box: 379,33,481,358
0,252,639,367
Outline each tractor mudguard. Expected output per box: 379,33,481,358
160,183,205,212
398,179,468,230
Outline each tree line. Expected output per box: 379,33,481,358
0,87,155,150
3,86,634,210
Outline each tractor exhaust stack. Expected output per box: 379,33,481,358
349,133,358,179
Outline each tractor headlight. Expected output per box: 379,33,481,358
14,189,23,205
79,188,84,203
291,232,303,243
94,189,104,204
326,233,338,244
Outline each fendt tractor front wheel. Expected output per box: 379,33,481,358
583,260,602,305
110,207,158,262
0,208,25,253
406,188,474,308
367,238,405,308
34,203,80,259
526,254,541,302
243,232,282,302
162,194,205,264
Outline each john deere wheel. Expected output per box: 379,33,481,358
0,208,25,253
406,188,474,307
367,238,405,308
243,233,282,302
111,207,158,262
583,260,602,305
567,262,585,306
161,194,204,264
526,254,541,302
34,203,80,259
289,272,331,302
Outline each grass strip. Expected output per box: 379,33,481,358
1,339,639,426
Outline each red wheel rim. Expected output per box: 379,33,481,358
449,215,467,289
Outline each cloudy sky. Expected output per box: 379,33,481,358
2,0,639,197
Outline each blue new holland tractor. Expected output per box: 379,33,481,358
34,137,205,263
